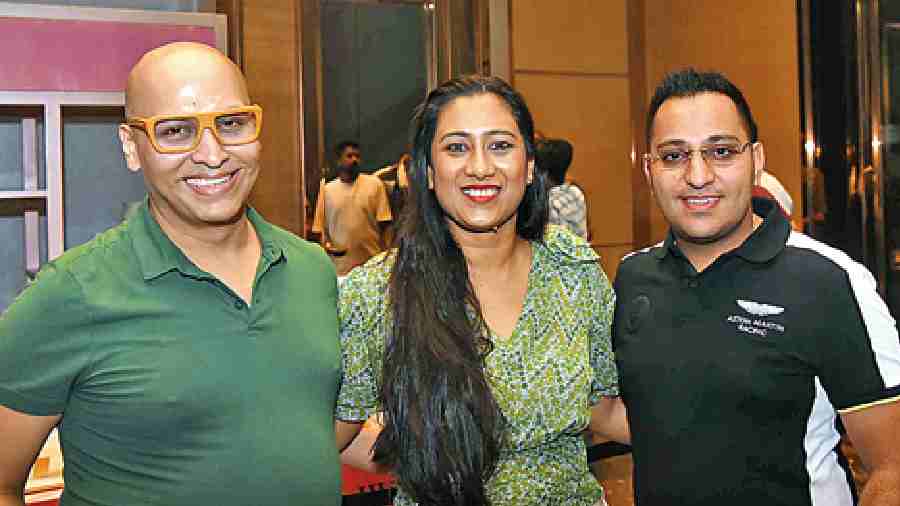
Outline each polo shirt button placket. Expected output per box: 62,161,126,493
233,299,244,310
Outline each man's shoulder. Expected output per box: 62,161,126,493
782,231,867,283
322,178,340,191
256,218,333,269
8,222,136,311
372,165,397,181
50,220,136,279
618,242,664,273
358,173,386,189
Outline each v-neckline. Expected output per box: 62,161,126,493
485,242,538,343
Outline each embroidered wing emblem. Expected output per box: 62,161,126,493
736,299,784,316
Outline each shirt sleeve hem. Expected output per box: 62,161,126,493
0,386,64,416
335,405,377,422
837,385,900,414
589,388,620,405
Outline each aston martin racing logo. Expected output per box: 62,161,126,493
736,299,784,316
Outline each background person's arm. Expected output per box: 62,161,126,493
0,405,60,506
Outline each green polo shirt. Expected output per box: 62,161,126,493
0,201,341,506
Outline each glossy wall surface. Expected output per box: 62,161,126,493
320,1,428,174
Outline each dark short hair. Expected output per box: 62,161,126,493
535,138,573,186
647,69,758,144
334,140,360,159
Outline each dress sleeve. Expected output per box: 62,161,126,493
0,264,91,415
588,262,619,404
813,261,900,412
334,263,387,421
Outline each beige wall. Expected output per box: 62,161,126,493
511,0,638,278
643,0,801,242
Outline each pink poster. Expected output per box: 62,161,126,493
0,17,218,92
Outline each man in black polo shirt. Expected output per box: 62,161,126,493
613,69,900,505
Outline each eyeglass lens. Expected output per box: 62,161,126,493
153,111,258,150
657,143,746,169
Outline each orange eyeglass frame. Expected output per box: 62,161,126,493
125,104,263,154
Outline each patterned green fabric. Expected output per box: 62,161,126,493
336,225,618,505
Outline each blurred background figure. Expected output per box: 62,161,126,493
374,152,411,246
537,138,589,240
753,169,794,217
312,140,392,276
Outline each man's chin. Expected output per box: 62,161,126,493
200,206,247,226
671,221,746,247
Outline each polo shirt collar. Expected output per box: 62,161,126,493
733,196,791,263
130,199,286,281
653,196,790,263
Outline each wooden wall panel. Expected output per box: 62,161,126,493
511,0,628,74
515,74,634,248
241,0,304,235
643,0,801,242
627,0,650,250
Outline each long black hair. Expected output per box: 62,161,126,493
373,75,549,506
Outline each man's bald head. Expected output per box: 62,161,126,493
125,42,249,118
118,42,262,235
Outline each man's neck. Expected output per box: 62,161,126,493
150,202,262,302
678,213,763,273
338,171,359,184
149,201,257,262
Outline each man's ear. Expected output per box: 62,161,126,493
118,125,141,172
427,165,434,189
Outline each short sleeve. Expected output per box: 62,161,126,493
373,180,392,223
814,262,900,412
0,264,92,415
588,262,619,404
311,180,326,234
334,261,389,421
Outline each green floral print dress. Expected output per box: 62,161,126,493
335,225,619,505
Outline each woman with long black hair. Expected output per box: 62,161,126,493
335,75,628,506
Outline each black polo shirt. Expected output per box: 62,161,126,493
613,198,900,506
